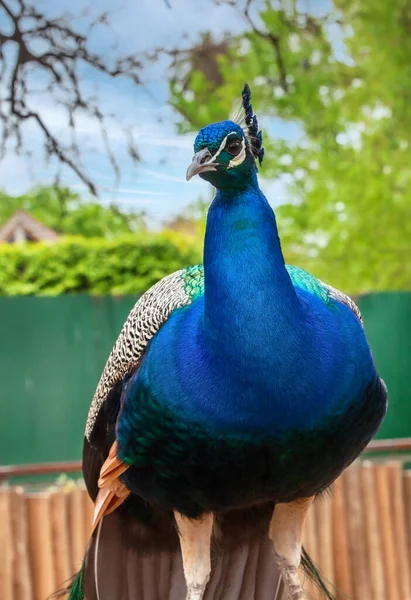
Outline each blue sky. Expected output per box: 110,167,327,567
0,0,330,225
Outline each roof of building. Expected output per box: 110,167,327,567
0,210,59,243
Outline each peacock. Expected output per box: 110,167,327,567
69,84,387,600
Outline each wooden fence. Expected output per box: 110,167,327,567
1,456,411,600
302,460,411,600
0,481,94,600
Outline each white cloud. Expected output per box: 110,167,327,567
138,167,190,184
101,187,168,196
137,134,194,150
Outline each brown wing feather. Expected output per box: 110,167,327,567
92,441,130,533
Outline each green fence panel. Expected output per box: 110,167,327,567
358,292,411,440
0,291,410,466
0,295,136,465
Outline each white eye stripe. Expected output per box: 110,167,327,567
208,131,238,162
228,139,246,168
203,132,246,168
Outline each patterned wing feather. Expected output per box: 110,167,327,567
86,269,194,441
322,282,363,325
285,264,363,325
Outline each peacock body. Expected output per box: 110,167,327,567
115,261,384,518
77,85,387,600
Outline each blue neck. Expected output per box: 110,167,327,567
203,174,302,365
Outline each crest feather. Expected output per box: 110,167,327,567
231,84,264,165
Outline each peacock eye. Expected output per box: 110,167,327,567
226,139,242,156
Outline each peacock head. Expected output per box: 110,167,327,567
186,84,264,191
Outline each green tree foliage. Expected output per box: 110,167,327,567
165,196,211,240
0,187,146,238
0,233,201,296
170,0,411,294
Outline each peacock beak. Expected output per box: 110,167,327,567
186,148,219,181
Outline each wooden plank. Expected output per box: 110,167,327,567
344,463,372,599
302,500,320,600
332,475,353,600
361,462,385,600
83,488,94,541
26,493,56,600
50,490,72,588
68,487,86,573
387,461,410,600
0,487,14,600
375,462,401,600
403,471,411,593
315,493,334,590
10,487,32,600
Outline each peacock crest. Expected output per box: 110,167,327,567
232,84,265,165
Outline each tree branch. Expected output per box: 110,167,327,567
244,0,288,92
0,0,146,194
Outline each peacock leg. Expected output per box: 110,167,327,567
174,511,213,600
269,497,314,600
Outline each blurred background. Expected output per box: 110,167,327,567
0,1,411,599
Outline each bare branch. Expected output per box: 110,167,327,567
243,0,288,92
155,33,232,93
0,0,146,194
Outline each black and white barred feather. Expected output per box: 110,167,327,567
323,282,363,325
85,269,192,440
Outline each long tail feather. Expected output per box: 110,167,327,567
67,511,286,600
50,560,85,600
58,544,334,600
67,562,86,600
301,547,337,600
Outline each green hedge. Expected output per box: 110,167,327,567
0,232,202,295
